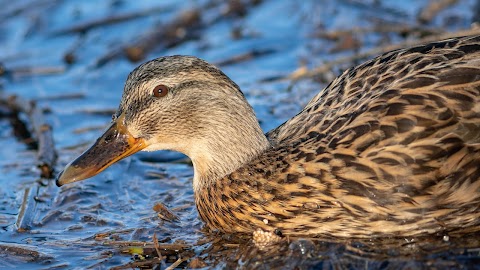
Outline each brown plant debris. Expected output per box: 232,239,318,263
215,48,276,66
95,0,262,67
0,93,57,178
95,9,202,67
51,5,172,35
286,28,480,82
418,0,459,24
0,242,53,263
0,65,65,78
153,202,180,222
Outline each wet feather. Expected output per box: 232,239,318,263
58,35,480,239
196,35,480,237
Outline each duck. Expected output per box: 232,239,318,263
57,35,480,239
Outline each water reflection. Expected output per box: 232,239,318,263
0,0,479,269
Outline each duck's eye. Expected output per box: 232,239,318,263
152,84,169,98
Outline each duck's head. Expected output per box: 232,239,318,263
56,56,269,190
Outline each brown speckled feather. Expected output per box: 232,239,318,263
196,35,480,237
57,35,480,239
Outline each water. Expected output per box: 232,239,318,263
0,0,479,269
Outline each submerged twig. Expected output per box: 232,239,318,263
6,105,38,149
96,9,202,67
51,5,171,35
0,0,58,23
95,0,262,67
284,28,480,82
313,24,443,40
153,233,167,269
109,258,163,270
418,0,459,24
101,241,189,251
153,202,179,222
153,233,165,260
1,93,59,231
0,94,57,178
0,242,53,262
35,92,85,101
8,96,57,178
16,187,35,232
215,49,276,66
1,66,65,78
165,256,189,270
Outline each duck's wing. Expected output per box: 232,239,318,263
212,35,480,237
267,35,480,146
265,34,480,199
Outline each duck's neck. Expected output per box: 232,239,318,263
187,110,270,192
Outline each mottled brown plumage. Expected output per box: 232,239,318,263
58,35,480,238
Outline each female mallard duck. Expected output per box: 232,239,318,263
57,35,480,238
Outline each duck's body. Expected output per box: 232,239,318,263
58,35,480,238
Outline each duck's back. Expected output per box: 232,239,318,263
197,35,480,238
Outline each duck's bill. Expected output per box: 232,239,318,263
56,115,147,187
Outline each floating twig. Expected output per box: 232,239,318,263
94,0,262,67
109,258,163,270
0,93,59,232
16,187,36,232
101,241,189,251
215,48,276,66
188,257,207,268
418,0,459,24
35,92,86,101
1,66,65,78
153,233,167,269
153,233,166,260
0,0,58,23
51,5,172,36
313,24,443,40
6,105,38,149
285,28,480,82
153,202,179,222
165,256,189,270
1,94,57,178
95,9,202,67
0,242,53,262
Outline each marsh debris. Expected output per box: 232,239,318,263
153,202,179,222
0,93,57,178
